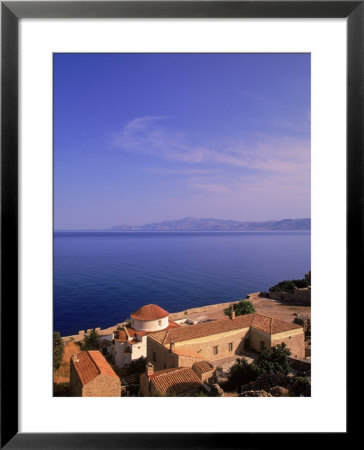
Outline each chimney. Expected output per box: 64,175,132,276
146,362,154,377
73,353,79,363
230,306,235,320
169,340,175,353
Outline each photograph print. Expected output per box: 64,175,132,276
53,53,311,398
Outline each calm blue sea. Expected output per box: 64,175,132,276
54,231,310,336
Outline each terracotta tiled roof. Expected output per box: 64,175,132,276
192,361,214,373
150,314,253,344
149,313,301,345
166,320,180,328
251,314,302,334
114,321,180,342
71,351,119,385
271,317,302,334
150,367,201,396
114,327,138,342
135,320,180,336
251,314,273,334
131,304,169,321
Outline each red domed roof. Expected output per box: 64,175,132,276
130,304,169,321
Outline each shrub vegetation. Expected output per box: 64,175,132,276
224,300,255,318
53,332,65,370
228,343,291,389
81,329,99,351
269,278,309,294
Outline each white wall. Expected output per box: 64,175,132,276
114,341,131,368
113,336,147,368
131,316,169,332
130,338,147,361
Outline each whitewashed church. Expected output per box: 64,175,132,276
110,304,179,368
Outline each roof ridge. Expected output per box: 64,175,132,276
87,351,102,376
162,329,169,344
253,312,270,319
131,304,169,321
71,353,86,385
153,367,182,377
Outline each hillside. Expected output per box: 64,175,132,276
110,217,310,232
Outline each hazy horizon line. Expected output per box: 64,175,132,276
54,216,311,232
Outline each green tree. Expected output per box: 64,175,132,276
81,329,99,351
228,357,261,388
269,278,309,294
227,343,291,389
53,332,64,370
224,300,255,318
254,343,291,375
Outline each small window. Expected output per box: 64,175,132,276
164,363,167,369
228,342,233,352
213,346,218,355
260,341,265,350
158,320,162,326
152,352,157,362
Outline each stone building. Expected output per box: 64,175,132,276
70,350,121,397
268,288,311,305
146,312,305,371
139,362,202,396
268,271,311,305
111,304,180,368
130,304,170,332
192,361,214,382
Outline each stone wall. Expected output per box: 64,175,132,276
268,287,310,305
148,325,303,367
177,354,203,368
288,356,311,372
70,359,121,397
62,322,128,343
81,374,121,397
70,361,83,397
249,328,271,352
146,337,179,371
147,328,250,369
192,365,214,383
171,328,250,362
139,374,150,396
271,329,305,359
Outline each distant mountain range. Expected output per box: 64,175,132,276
110,217,311,232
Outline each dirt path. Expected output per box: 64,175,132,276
248,292,311,323
170,292,310,325
54,341,81,384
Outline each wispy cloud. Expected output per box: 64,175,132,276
143,167,219,176
269,111,311,134
111,116,310,176
187,182,230,194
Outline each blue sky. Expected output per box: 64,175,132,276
54,53,310,230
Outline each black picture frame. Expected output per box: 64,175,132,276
1,1,357,448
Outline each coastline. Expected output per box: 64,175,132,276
62,293,310,342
